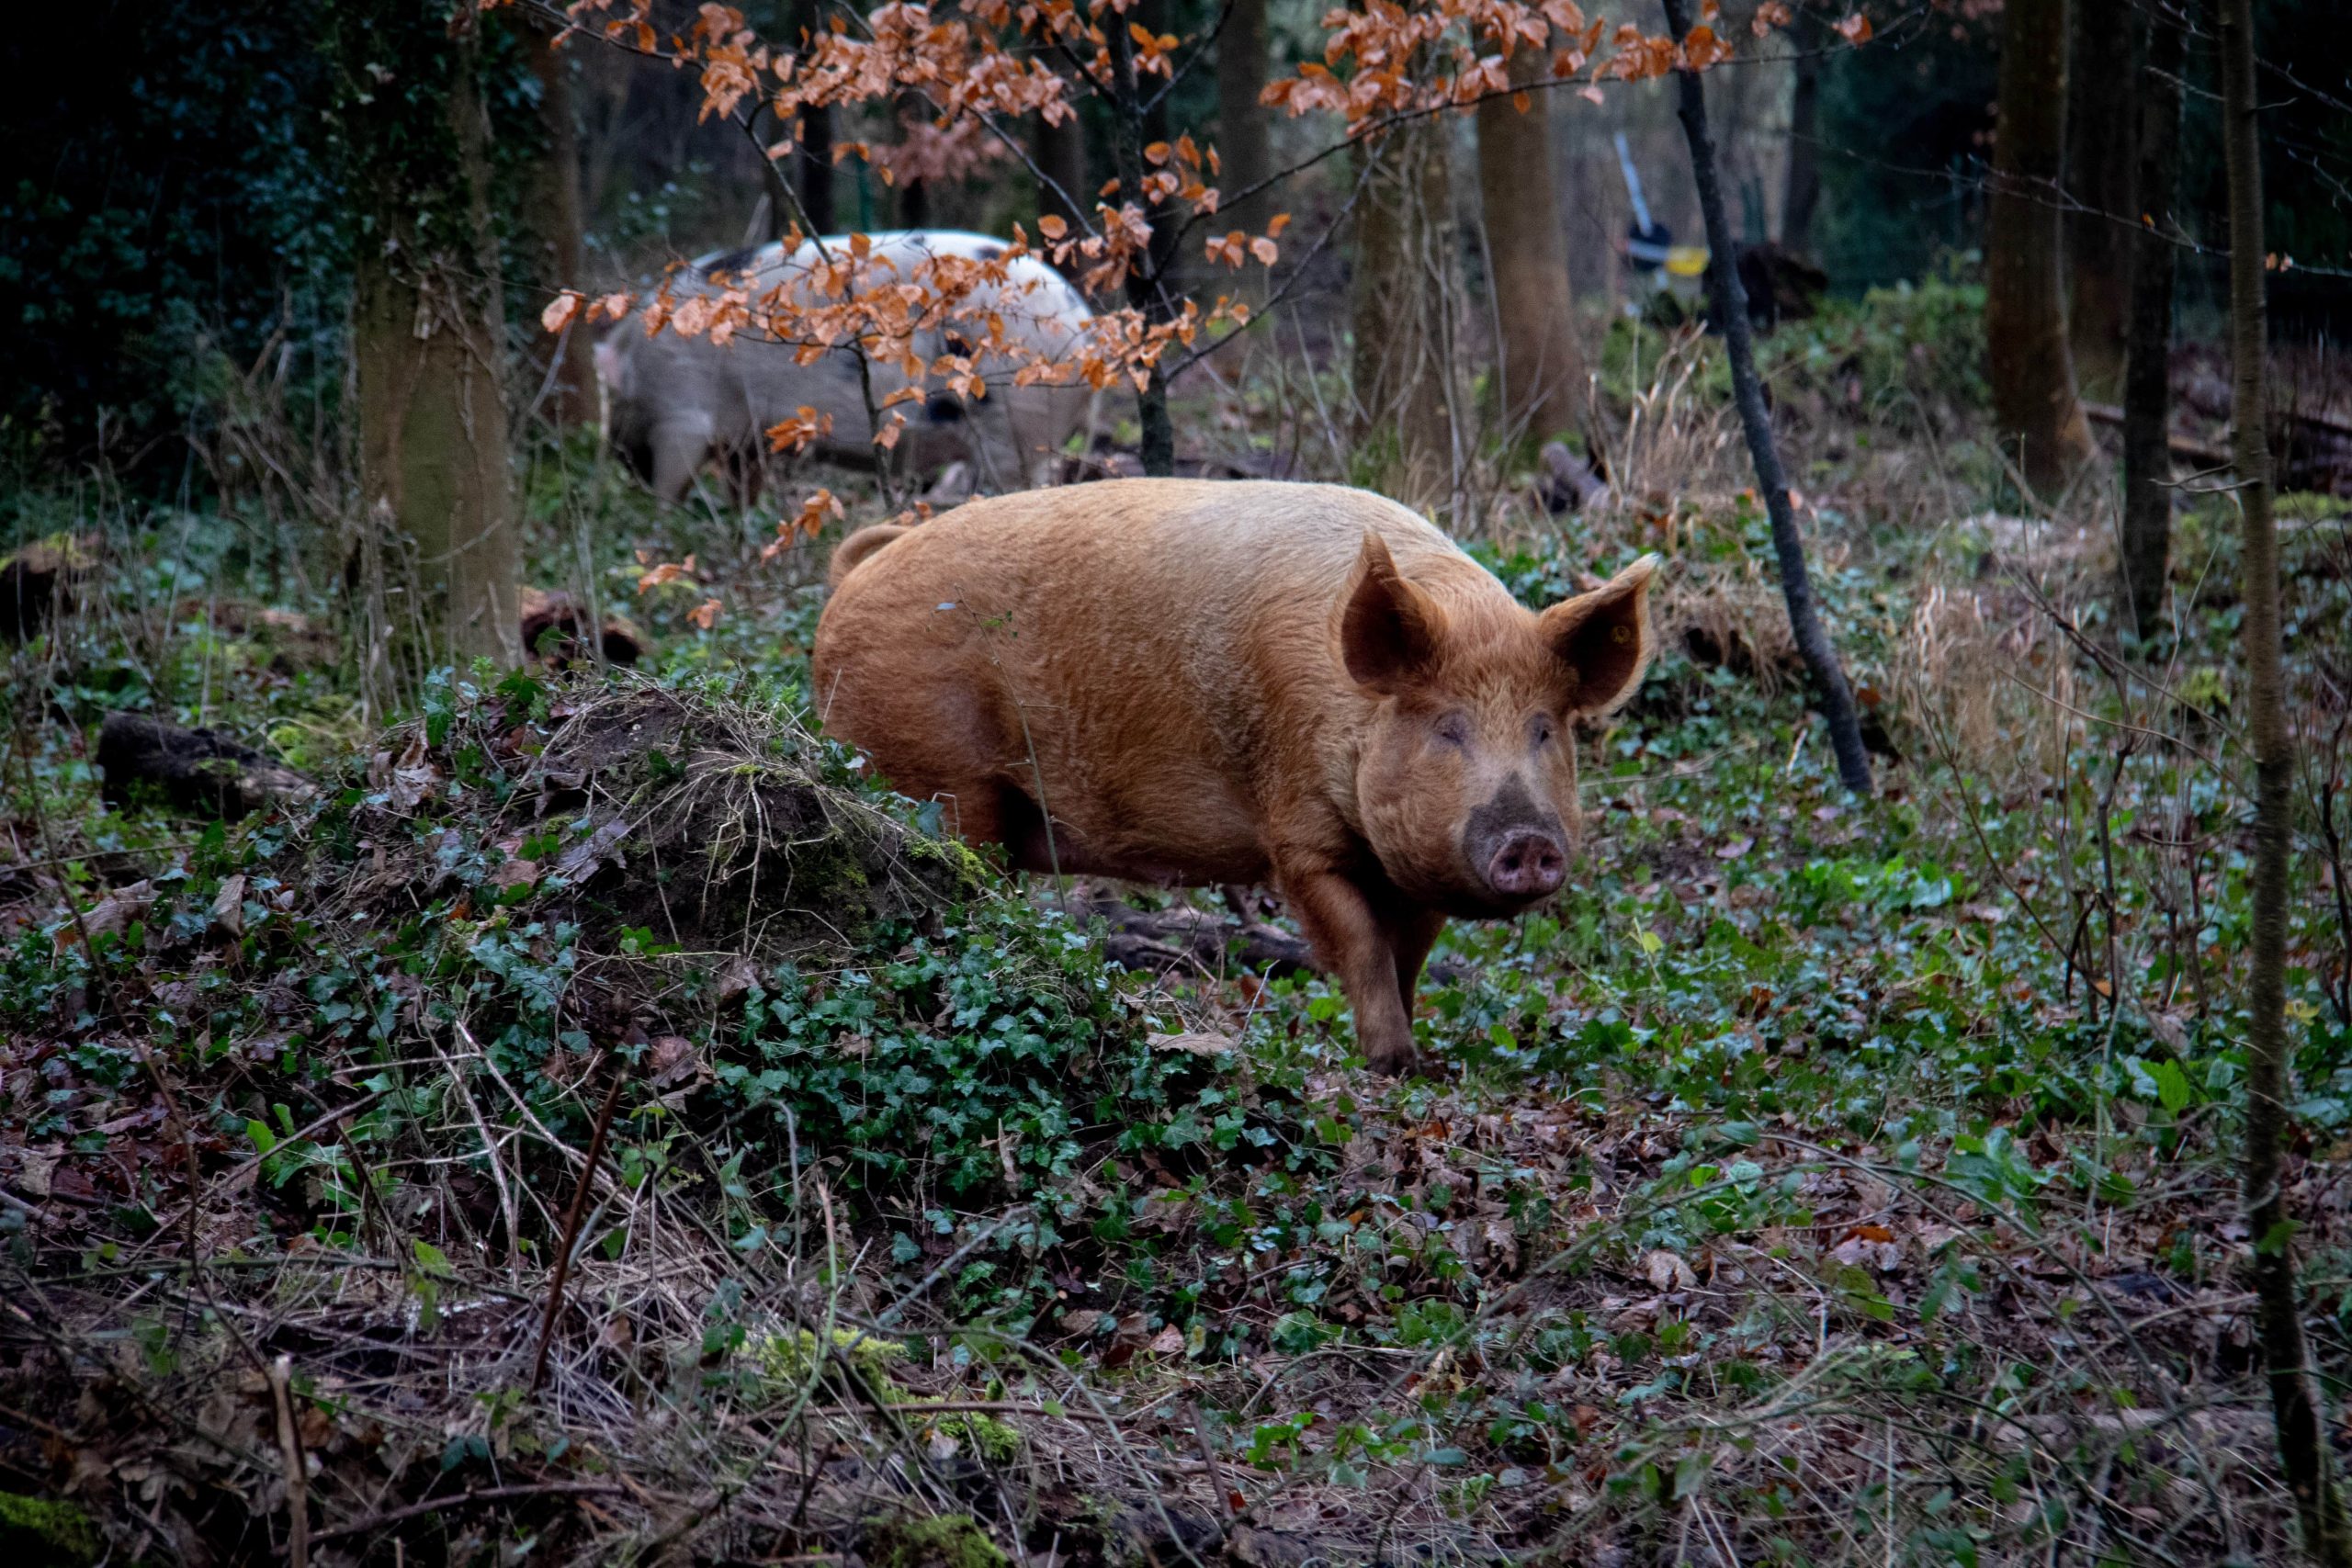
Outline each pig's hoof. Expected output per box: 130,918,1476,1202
1361,1047,1424,1078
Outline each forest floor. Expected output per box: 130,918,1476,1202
2,288,2351,1567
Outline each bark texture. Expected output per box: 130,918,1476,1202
1351,119,1457,510
1662,0,1871,795
1476,51,1584,445
1035,104,1090,237
2119,8,2182,638
1986,0,2094,494
796,0,835,231
1108,12,1176,475
1216,0,1273,237
528,28,594,427
2221,0,2352,1559
2064,0,2136,400
343,2,521,670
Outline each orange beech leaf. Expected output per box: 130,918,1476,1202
637,558,697,593
1144,141,1171,165
1037,213,1069,240
1682,25,1731,69
763,488,845,558
1751,1,1792,35
764,405,835,453
1267,212,1292,237
1835,11,1871,42
541,290,583,333
687,597,723,630
1250,236,1279,265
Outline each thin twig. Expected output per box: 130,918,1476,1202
531,1056,628,1393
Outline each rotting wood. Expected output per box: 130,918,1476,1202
96,714,313,821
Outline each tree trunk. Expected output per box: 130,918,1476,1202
2064,0,2135,400
799,106,836,232
1107,13,1176,476
1351,119,1455,510
1662,0,1871,795
1780,4,1822,254
528,28,594,427
1035,101,1090,237
1216,0,1272,236
1985,0,2094,495
1476,50,1584,446
2220,0,2352,1559
796,0,835,232
343,2,521,671
2118,9,2181,639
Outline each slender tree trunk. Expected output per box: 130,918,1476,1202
1107,14,1175,475
1216,0,1272,236
1663,0,1871,795
800,107,836,232
1351,120,1455,509
1035,104,1090,229
2119,8,2182,638
528,28,594,427
1476,50,1584,446
2064,0,2135,400
1780,4,1822,254
1986,0,2094,495
342,1,520,671
2220,0,2352,1559
795,0,835,232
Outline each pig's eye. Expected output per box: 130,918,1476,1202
1531,716,1556,749
1433,713,1472,748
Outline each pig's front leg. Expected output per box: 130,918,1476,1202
1279,867,1419,1076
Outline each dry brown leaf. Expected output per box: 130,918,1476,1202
1645,1249,1697,1292
211,874,247,937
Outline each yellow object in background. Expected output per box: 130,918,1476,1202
1664,245,1711,277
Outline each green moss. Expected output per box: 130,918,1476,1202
924,1410,1022,1463
863,1513,1009,1568
0,1493,100,1566
756,1327,906,1392
905,833,991,895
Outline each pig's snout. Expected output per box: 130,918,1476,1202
1485,830,1566,898
1464,778,1568,905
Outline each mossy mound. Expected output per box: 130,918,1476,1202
862,1512,1011,1568
322,675,985,958
0,1494,100,1567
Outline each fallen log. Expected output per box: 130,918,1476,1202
1069,885,1317,979
0,533,101,642
96,714,314,821
2080,402,2232,468
519,587,643,668
1536,440,1611,514
2085,401,2352,492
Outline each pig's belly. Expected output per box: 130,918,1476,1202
1044,761,1271,888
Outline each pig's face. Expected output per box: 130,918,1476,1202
1343,536,1656,919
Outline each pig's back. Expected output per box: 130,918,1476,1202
815,479,1506,871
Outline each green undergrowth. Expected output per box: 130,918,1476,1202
0,662,1310,1322
6,408,2352,1562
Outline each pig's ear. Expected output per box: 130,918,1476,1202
1539,553,1658,714
1341,532,1445,693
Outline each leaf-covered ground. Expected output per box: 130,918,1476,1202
3,294,2351,1565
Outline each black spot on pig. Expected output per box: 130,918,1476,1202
698,245,766,281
